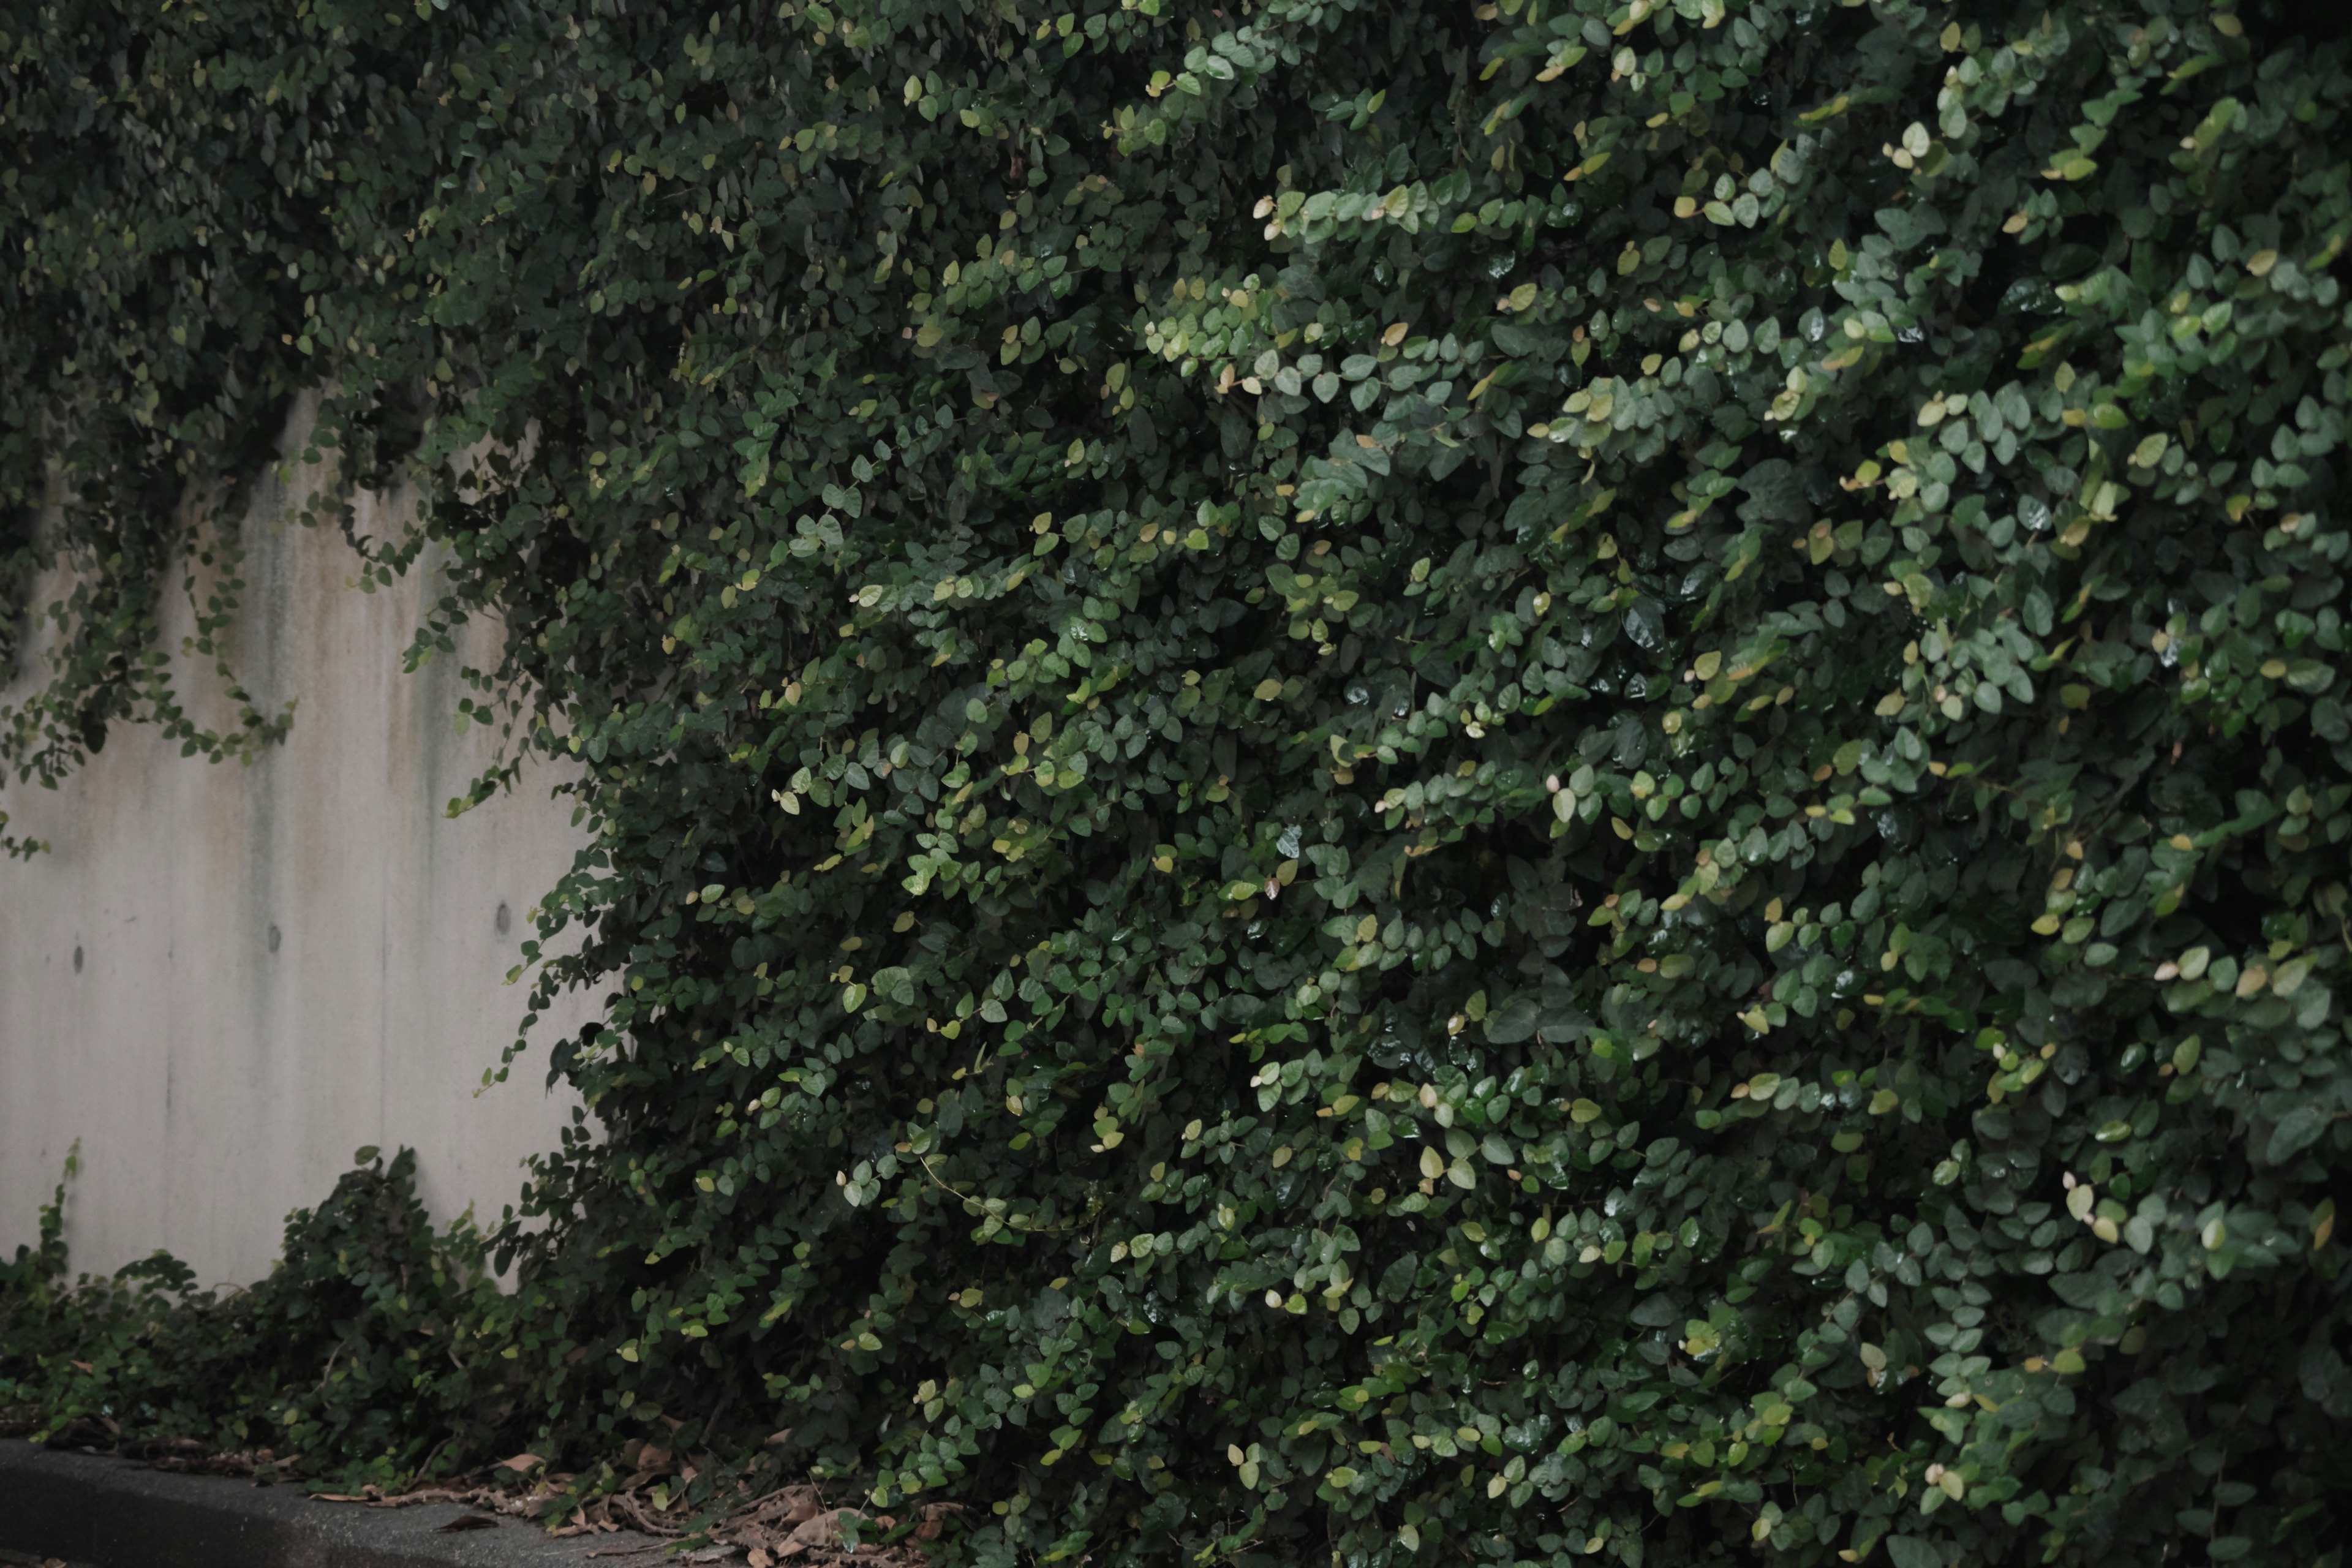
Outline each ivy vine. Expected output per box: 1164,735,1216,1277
7,0,2352,1564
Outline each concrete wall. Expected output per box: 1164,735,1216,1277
0,431,599,1288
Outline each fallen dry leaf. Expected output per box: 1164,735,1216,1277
785,1508,861,1550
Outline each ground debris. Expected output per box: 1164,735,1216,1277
323,1470,941,1562
2,1422,937,1562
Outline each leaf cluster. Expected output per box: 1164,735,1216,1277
5,0,2352,1564
1,1148,505,1486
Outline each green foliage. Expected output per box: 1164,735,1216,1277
6,0,2352,1562
1,1148,502,1483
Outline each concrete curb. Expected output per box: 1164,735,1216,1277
0,1442,665,1568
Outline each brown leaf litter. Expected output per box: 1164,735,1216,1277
315,1471,949,1563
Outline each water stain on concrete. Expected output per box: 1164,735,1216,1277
0,403,600,1284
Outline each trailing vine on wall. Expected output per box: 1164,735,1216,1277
7,0,2352,1564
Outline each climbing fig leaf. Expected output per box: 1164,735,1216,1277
6,0,2352,1562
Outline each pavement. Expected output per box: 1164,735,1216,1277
0,1443,667,1568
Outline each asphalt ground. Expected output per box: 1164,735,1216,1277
0,1444,665,1568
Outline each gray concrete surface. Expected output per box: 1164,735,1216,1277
0,1441,664,1568
0,403,601,1286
